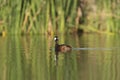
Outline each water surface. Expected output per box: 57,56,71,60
0,34,120,80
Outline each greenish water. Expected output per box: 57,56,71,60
0,34,120,80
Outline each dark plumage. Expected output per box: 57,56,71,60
54,36,72,52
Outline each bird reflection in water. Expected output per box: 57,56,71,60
54,36,72,65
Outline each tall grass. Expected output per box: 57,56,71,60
0,0,120,35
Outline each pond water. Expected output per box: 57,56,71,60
0,34,120,80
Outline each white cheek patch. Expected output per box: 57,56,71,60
54,37,57,41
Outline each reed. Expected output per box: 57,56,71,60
0,0,120,35
82,0,120,34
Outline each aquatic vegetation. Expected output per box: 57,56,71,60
0,0,120,35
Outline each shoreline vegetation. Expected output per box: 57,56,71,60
0,0,120,35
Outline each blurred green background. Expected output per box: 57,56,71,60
0,0,120,35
